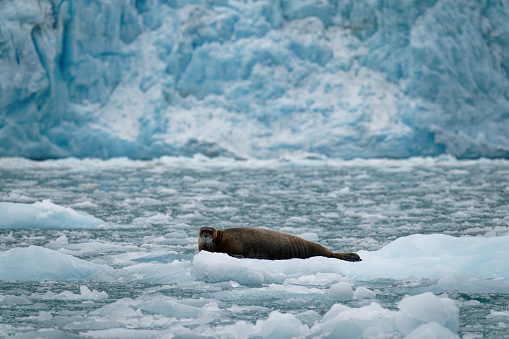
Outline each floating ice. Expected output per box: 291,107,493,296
0,200,106,229
79,291,459,338
397,292,459,335
92,260,195,284
353,286,376,299
2,230,507,291
30,286,108,301
309,293,459,338
0,156,507,337
0,246,112,281
191,233,509,288
191,250,347,285
350,234,509,281
0,295,32,305
328,282,354,301
239,311,310,339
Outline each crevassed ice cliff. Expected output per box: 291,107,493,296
1,0,508,160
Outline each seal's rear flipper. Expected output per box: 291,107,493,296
333,252,362,262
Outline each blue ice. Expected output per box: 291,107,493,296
1,0,508,160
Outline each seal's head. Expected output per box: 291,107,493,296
198,226,217,251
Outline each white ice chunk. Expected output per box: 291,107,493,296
0,295,33,305
30,286,108,300
256,311,309,339
0,200,106,229
49,235,69,246
284,272,347,286
191,250,348,285
354,286,376,299
54,241,134,257
223,311,310,339
397,292,459,335
311,293,459,338
0,246,113,281
26,311,53,322
192,251,266,285
405,322,459,339
79,286,109,300
328,282,354,301
350,234,509,281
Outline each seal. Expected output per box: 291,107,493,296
198,226,361,262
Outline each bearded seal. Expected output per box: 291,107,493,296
198,226,361,262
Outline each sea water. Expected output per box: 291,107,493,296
0,156,508,338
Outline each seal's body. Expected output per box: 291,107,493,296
198,227,361,262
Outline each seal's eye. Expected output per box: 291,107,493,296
200,227,215,236
200,230,212,237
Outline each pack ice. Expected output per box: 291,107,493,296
1,201,508,337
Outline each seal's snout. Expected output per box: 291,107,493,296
200,233,213,242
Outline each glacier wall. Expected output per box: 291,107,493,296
1,0,508,160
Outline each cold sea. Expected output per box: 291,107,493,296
0,156,508,338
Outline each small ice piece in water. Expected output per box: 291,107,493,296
256,311,309,338
354,286,376,299
0,295,33,305
396,292,459,335
328,282,354,301
296,310,322,326
36,311,53,322
487,310,509,319
311,292,460,338
79,286,109,300
405,322,459,339
49,235,69,246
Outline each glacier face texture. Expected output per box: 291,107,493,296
1,0,508,160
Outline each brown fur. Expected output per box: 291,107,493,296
198,227,361,262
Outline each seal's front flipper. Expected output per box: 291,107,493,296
333,252,362,262
231,254,245,259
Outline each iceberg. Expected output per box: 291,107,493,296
0,246,112,281
0,0,508,160
0,200,106,229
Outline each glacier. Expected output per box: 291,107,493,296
1,0,508,160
